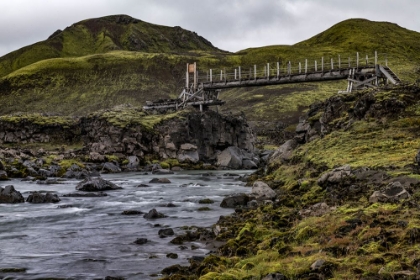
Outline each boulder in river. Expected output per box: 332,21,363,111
26,192,61,203
159,228,175,238
143,208,166,219
0,185,24,203
149,178,171,184
76,177,122,192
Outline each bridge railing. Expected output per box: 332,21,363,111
195,52,388,84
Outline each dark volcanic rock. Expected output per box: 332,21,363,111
102,162,121,173
134,238,148,245
159,228,175,238
0,170,9,180
143,208,166,219
26,192,61,203
0,185,24,203
149,178,171,184
122,210,143,215
76,177,122,191
220,193,250,208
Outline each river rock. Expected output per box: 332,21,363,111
217,146,243,169
220,193,250,208
369,181,411,203
102,162,121,173
26,192,61,203
251,181,276,200
0,185,24,203
0,170,8,180
76,177,122,191
122,210,143,215
143,208,166,219
159,228,175,238
149,178,171,184
126,155,140,170
134,238,148,245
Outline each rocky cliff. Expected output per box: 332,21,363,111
0,108,258,178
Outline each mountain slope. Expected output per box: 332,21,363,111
0,14,223,78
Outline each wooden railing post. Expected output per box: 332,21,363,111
239,66,241,81
210,69,212,82
220,70,223,81
186,63,189,88
299,62,301,74
305,59,308,74
277,62,280,79
356,52,359,69
331,58,334,70
315,60,317,72
321,57,324,72
234,69,237,80
193,62,197,90
288,61,291,75
267,63,270,80
254,65,257,80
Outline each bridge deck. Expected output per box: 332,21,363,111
201,66,375,90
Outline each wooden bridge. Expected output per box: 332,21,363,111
143,51,401,111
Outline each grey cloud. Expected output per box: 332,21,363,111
0,0,420,57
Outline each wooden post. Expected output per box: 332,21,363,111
277,62,280,79
267,63,270,80
356,52,359,69
210,69,212,82
193,62,197,90
186,63,189,88
234,69,237,80
299,62,301,74
305,59,308,74
239,66,241,81
315,60,317,72
321,57,324,72
375,51,378,65
220,70,223,81
288,61,291,75
331,58,334,70
254,65,257,80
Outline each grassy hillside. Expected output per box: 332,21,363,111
0,17,419,125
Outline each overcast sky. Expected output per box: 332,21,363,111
1,0,420,57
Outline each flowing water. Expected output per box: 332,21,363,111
0,170,252,279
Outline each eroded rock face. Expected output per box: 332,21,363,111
269,139,298,165
0,185,24,203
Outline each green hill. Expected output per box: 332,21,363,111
0,17,419,123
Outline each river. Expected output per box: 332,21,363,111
0,170,252,279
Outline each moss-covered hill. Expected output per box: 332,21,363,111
0,17,419,124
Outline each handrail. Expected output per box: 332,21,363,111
194,52,388,84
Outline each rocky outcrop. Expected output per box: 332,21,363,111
269,139,298,165
369,181,411,203
0,185,24,203
76,177,122,191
